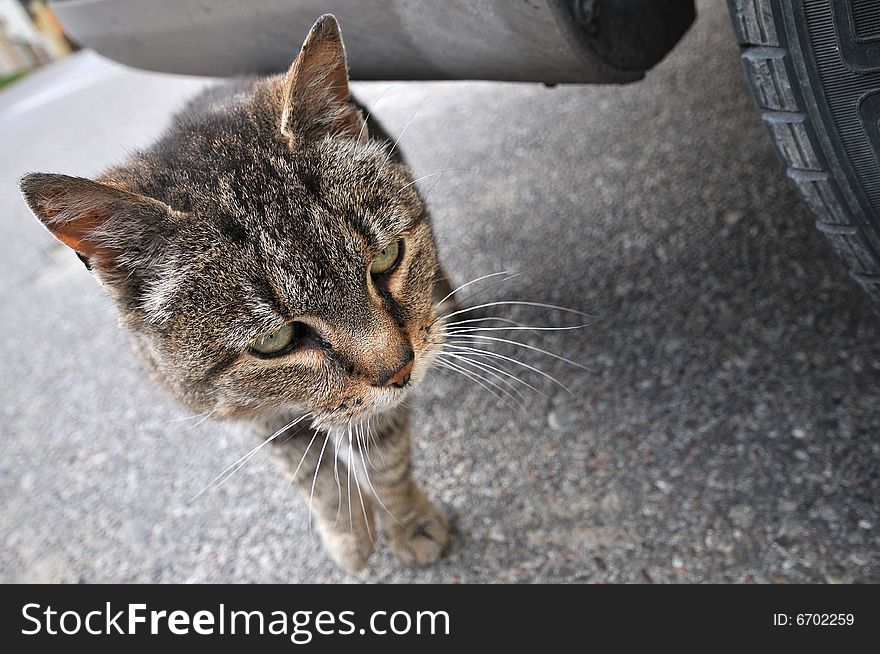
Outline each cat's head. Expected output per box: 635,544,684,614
19,15,444,427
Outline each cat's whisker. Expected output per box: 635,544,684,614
440,300,592,322
351,437,373,543
332,423,346,527
434,359,521,412
421,157,456,200
442,342,574,396
387,97,426,159
396,169,466,195
357,419,380,472
190,412,311,502
276,421,311,462
166,410,208,424
365,419,387,468
281,428,319,504
347,428,354,531
448,334,590,372
333,424,344,490
440,316,525,329
166,407,217,426
307,430,332,540
438,274,529,320
433,270,516,309
442,323,591,336
435,352,528,403
357,84,393,145
355,426,397,523
190,407,219,428
437,351,546,399
433,358,523,412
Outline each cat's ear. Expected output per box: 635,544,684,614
281,14,367,144
19,173,177,273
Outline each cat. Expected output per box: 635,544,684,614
19,15,458,572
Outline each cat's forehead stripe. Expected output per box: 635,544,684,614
249,275,289,319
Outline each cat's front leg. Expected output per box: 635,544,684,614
356,407,450,566
268,423,375,572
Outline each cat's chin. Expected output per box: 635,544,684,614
367,388,410,415
310,387,411,430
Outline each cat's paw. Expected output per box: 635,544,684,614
317,510,375,572
384,497,450,567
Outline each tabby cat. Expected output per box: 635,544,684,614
20,15,457,571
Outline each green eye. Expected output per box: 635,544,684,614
250,324,295,356
370,240,402,275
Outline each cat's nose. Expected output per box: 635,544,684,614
380,349,414,389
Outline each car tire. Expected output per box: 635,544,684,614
727,0,880,308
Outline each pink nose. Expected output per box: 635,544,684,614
385,358,414,388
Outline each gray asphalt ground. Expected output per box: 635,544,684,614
1,1,879,583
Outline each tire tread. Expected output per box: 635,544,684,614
728,0,880,305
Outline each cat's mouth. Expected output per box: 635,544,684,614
312,388,409,429
313,341,439,428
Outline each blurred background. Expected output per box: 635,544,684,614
1,0,878,583
0,1,73,87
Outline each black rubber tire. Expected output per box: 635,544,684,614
727,0,880,308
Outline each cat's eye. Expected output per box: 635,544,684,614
370,240,403,276
250,323,306,357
